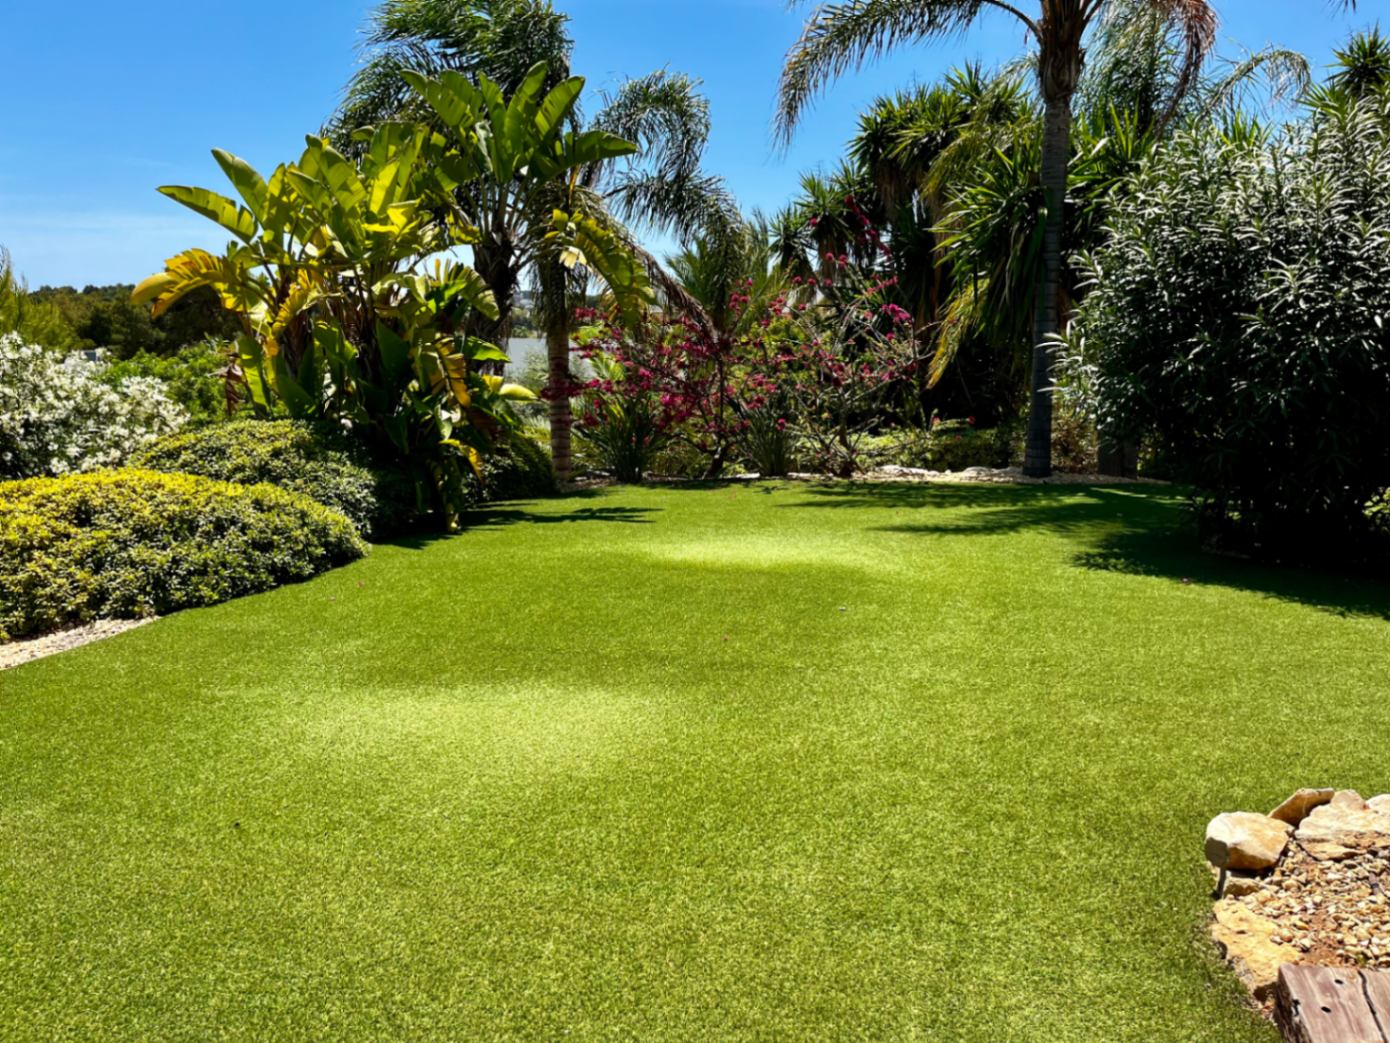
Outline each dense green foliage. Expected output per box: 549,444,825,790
31,284,240,358
3,249,239,358
5,483,1388,1040
133,421,406,538
0,469,364,640
475,431,557,500
100,340,238,426
0,249,75,350
1068,90,1390,555
135,123,540,527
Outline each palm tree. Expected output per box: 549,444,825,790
327,0,573,146
534,71,737,482
777,0,1223,475
331,0,732,483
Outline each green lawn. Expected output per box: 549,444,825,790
3,482,1388,1041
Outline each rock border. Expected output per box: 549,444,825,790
1205,789,1390,1007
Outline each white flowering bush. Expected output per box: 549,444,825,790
0,333,187,479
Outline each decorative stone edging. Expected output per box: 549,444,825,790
1205,789,1390,1006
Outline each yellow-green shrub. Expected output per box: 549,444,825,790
132,420,407,538
0,469,366,641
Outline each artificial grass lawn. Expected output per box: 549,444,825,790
3,482,1389,1041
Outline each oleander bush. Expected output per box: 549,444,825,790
1067,91,1390,557
132,420,409,538
0,333,186,479
0,469,365,641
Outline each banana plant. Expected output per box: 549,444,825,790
134,122,534,528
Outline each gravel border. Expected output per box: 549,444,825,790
1,618,156,672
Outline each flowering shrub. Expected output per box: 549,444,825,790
573,349,681,482
101,339,240,427
0,469,365,640
0,334,186,480
571,247,925,479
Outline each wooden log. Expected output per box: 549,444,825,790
1275,965,1387,1043
1364,971,1390,1038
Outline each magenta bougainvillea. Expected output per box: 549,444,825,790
568,231,927,480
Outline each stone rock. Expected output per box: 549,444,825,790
1369,794,1390,815
1269,788,1335,827
1206,812,1293,871
1210,865,1265,897
1210,899,1301,1002
1294,790,1390,861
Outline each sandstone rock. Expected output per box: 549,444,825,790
1210,865,1266,897
1210,899,1301,1002
1206,812,1293,871
1294,790,1390,861
1269,788,1335,827
1369,794,1390,815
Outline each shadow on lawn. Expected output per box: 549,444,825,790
464,504,659,529
784,481,1390,621
386,500,658,550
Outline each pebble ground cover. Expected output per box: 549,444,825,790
3,481,1388,1041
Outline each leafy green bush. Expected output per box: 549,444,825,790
861,422,1012,472
1068,92,1390,556
460,430,556,503
101,340,239,427
481,431,556,500
131,420,408,538
0,469,365,641
924,419,1011,471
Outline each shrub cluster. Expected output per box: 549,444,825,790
133,420,409,538
1068,93,1390,556
101,340,239,427
0,333,186,479
478,432,557,501
0,470,365,641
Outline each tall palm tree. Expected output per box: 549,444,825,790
331,0,732,482
776,0,1222,475
327,0,573,146
534,71,736,482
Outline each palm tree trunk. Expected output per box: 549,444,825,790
1022,91,1073,478
546,314,574,485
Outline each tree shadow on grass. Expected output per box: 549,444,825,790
783,481,1390,621
463,504,660,530
385,498,658,550
1074,526,1390,621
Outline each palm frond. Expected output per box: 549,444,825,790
592,71,712,185
327,0,572,146
776,0,998,146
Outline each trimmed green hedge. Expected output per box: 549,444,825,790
0,469,366,641
132,420,407,538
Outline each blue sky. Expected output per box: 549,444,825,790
0,1,1376,288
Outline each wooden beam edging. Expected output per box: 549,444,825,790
1275,965,1390,1043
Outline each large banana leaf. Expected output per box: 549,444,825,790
158,185,258,244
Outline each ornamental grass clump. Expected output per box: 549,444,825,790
0,469,365,641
